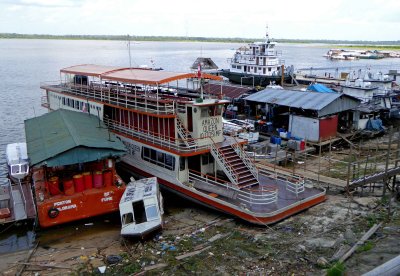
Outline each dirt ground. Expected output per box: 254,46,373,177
2,188,400,276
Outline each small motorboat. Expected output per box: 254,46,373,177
119,177,164,238
6,143,29,182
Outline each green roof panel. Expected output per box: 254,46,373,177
24,109,126,167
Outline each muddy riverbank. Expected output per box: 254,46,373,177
1,189,400,275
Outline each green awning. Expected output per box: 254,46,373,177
24,109,127,167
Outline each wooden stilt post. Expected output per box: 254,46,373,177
346,145,353,196
383,127,394,197
318,139,322,186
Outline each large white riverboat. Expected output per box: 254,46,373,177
40,64,325,225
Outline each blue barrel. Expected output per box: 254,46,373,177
275,137,281,145
270,136,275,144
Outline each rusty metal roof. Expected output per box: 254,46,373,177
60,64,222,84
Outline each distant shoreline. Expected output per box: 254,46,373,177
1,33,400,48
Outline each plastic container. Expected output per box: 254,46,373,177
63,179,75,196
270,136,275,143
93,171,103,188
300,140,306,151
48,176,61,195
73,174,85,192
82,172,93,190
103,170,113,187
275,137,282,145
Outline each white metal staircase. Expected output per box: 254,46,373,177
210,143,259,189
176,117,197,148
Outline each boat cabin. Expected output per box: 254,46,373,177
6,143,29,181
25,109,127,228
120,177,163,238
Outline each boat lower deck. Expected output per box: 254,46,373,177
120,160,326,225
0,180,36,225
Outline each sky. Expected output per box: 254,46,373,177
0,0,399,41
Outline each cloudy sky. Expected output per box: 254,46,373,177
0,0,399,41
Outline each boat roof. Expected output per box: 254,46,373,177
24,109,126,167
61,64,126,77
60,64,222,85
6,143,28,165
121,177,158,204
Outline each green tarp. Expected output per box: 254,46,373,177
24,109,126,167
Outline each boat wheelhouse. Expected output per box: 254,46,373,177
40,64,325,225
25,109,127,228
220,29,293,86
120,177,163,238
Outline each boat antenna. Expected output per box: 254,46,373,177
265,24,270,43
127,34,132,68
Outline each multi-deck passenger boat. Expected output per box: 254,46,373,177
220,30,293,86
40,64,325,225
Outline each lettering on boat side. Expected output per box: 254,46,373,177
200,117,222,138
54,200,72,206
53,200,77,211
122,140,140,155
101,191,113,202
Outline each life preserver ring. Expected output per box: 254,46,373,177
48,208,59,219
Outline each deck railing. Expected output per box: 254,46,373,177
259,167,305,196
104,118,210,153
231,138,259,179
40,81,176,115
188,170,278,206
237,185,278,206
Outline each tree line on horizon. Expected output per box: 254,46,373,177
1,33,399,46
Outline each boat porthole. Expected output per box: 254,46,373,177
48,208,59,219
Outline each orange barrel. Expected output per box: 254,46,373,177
48,176,61,195
93,171,103,188
103,170,113,187
82,172,93,189
73,174,85,192
63,179,75,196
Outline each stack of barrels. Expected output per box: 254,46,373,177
48,170,114,196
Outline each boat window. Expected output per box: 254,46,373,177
121,212,134,225
145,205,158,220
141,146,175,171
268,68,271,72
232,65,236,69
237,66,241,70
133,200,147,224
21,164,28,173
200,107,208,117
11,165,19,174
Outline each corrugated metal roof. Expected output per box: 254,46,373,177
25,109,126,167
244,88,343,111
203,83,253,99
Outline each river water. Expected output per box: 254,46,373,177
0,39,399,252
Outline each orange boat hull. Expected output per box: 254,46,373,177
37,186,125,228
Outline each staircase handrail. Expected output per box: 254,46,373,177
231,137,259,179
210,137,239,184
176,117,197,148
